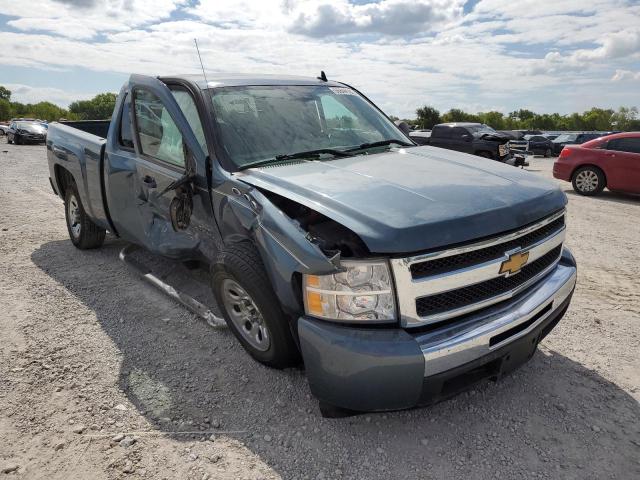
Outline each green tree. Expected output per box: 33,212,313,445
0,98,11,121
69,92,117,120
0,86,11,101
441,108,478,123
477,111,505,130
581,107,614,131
415,105,441,129
610,106,639,131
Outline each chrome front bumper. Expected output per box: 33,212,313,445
298,249,576,413
415,260,576,377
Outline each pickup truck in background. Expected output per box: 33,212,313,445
417,122,527,166
46,73,576,414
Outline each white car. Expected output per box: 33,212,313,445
0,124,10,135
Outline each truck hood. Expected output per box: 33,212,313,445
237,146,566,254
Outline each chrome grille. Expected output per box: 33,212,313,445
410,216,564,279
415,245,562,317
390,210,566,327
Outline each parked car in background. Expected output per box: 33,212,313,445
553,132,640,196
0,123,9,136
426,123,526,164
6,120,47,144
525,135,554,157
544,134,559,141
408,129,431,145
551,132,603,155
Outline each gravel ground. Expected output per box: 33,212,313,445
1,143,639,480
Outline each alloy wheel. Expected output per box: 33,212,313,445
575,169,599,193
67,194,82,238
221,278,270,351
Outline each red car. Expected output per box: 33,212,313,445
553,132,640,196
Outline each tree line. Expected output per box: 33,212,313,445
0,86,117,122
2,84,639,132
398,105,640,132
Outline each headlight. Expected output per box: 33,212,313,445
302,260,396,323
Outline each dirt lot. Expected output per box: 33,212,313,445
1,143,639,480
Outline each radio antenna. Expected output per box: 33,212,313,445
194,38,209,86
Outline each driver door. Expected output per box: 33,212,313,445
127,76,208,258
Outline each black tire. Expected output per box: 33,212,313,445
544,148,551,158
64,183,106,249
7,135,12,144
477,151,493,159
572,166,606,196
15,135,22,145
211,243,299,368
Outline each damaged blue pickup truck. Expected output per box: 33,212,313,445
46,73,576,414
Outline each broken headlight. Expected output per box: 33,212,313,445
303,260,396,323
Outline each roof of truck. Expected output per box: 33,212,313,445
435,122,483,127
161,73,345,89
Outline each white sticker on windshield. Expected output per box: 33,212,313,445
329,87,356,95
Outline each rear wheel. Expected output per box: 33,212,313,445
211,243,299,368
544,148,551,157
572,166,605,196
64,183,106,249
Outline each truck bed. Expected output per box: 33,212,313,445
59,120,111,139
46,121,112,232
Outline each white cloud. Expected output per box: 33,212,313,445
611,69,640,82
3,0,188,39
0,0,639,116
3,83,96,106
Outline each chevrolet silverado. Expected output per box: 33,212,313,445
46,73,576,414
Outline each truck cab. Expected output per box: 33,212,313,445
46,74,576,413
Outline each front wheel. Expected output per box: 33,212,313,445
211,243,299,368
7,135,12,144
544,148,551,158
64,184,106,249
572,166,605,196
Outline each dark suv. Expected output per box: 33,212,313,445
525,135,554,157
551,132,603,155
427,123,515,161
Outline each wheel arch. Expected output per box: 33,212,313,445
54,164,77,200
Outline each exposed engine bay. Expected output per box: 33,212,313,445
258,188,369,258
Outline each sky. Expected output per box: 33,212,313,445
0,0,639,118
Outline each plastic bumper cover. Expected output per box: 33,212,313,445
298,249,576,412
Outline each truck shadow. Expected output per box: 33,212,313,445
31,239,640,479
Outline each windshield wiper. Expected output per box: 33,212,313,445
238,149,353,170
345,139,414,152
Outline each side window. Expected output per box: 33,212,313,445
608,138,640,154
451,127,467,139
133,89,184,167
170,87,207,154
119,94,134,149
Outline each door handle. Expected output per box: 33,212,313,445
142,175,157,189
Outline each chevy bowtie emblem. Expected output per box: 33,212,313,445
500,251,530,276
